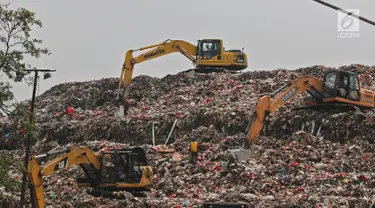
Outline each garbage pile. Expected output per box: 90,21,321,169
2,64,375,207
4,131,375,207
31,64,375,145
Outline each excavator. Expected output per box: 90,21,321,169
27,146,153,208
246,69,375,144
246,0,375,145
116,39,248,115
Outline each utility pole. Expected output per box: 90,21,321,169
20,68,56,208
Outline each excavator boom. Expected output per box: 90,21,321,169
28,147,101,208
116,38,248,116
117,39,197,96
247,76,324,143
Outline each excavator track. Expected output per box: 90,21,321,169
181,67,241,74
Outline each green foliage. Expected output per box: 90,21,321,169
10,103,38,141
0,155,22,192
0,2,50,115
0,80,13,116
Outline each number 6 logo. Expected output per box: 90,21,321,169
341,14,354,30
337,9,360,32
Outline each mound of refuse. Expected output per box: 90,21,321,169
2,64,375,207
29,64,375,146
3,131,375,207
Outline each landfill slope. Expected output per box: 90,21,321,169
34,64,375,144
2,64,375,207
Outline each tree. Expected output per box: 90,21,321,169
0,3,51,115
0,81,13,114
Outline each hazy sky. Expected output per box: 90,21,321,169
4,0,375,102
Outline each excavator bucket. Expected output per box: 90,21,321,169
223,96,271,169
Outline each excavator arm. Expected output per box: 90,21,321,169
117,39,198,97
27,147,101,208
247,76,324,144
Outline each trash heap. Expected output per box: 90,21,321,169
31,64,375,146
2,64,375,207
4,131,375,207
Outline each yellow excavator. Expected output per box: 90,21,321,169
246,0,375,145
247,69,375,144
27,146,153,208
116,39,248,115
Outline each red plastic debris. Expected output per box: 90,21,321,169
215,163,222,171
141,105,147,112
249,173,256,179
359,175,369,181
291,161,299,167
193,187,200,198
66,107,74,115
175,112,182,118
297,186,304,192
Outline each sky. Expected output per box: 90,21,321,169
3,0,375,102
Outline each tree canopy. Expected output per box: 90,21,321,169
0,3,50,115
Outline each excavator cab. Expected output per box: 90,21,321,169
322,70,360,101
196,39,247,71
99,149,144,184
76,147,152,192
197,39,222,60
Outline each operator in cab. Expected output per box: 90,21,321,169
189,137,199,165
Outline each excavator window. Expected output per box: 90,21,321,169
197,40,221,60
348,74,360,101
100,153,116,183
323,71,337,97
203,43,213,51
323,71,361,101
336,73,349,98
98,152,142,184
